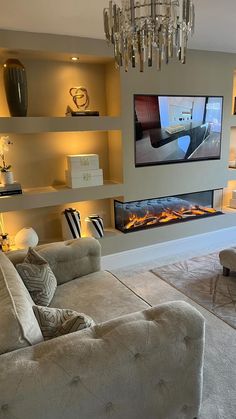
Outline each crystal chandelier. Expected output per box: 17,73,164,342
103,0,195,72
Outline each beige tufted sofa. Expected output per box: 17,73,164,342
0,238,205,419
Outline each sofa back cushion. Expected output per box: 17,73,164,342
0,252,43,354
7,238,101,285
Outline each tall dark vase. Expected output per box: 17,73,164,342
3,59,28,117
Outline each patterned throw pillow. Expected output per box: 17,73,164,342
16,247,57,306
33,305,95,340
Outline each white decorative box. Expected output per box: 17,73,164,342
229,161,236,168
229,198,236,208
232,190,236,199
66,169,103,188
67,154,99,171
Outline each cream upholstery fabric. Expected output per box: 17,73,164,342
50,270,149,323
3,239,205,418
0,301,205,419
219,248,236,271
16,248,57,306
0,252,43,355
8,237,101,285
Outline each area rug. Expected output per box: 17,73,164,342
151,253,236,329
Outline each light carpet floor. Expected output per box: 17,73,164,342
111,250,236,419
151,253,236,329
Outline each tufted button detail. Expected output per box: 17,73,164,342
184,336,191,346
71,376,80,385
182,404,189,412
106,402,114,412
159,379,165,387
134,353,141,360
1,404,9,412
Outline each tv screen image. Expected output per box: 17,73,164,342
134,95,223,167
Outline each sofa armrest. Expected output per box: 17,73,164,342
0,301,205,419
7,238,101,285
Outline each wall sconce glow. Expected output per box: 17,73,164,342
71,57,79,62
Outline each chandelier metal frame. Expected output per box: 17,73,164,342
103,0,195,72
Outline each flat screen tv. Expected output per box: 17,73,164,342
134,95,223,167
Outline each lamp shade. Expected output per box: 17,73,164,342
15,227,39,249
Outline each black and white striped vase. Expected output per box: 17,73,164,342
61,208,82,240
85,214,104,238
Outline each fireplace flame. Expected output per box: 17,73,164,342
124,205,217,231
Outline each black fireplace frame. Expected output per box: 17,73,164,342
114,189,223,234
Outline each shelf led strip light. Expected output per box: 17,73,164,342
103,0,195,72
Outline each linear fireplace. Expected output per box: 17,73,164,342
114,190,223,233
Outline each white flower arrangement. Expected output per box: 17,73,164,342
0,136,13,172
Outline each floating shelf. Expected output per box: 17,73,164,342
0,29,113,62
0,181,124,212
34,228,122,248
0,116,121,134
98,211,236,256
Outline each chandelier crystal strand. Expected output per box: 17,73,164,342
103,0,195,72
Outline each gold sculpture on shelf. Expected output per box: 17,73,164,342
66,86,99,116
70,87,90,110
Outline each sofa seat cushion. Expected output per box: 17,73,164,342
50,270,149,323
0,252,43,355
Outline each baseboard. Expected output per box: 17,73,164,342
101,226,236,270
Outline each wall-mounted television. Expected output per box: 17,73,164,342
134,95,223,167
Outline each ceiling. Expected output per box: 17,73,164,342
0,0,236,54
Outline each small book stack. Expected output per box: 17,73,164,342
0,182,22,197
65,154,103,188
65,106,99,117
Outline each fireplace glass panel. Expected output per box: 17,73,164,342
114,189,223,233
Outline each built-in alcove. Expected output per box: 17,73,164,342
3,197,118,245
0,56,120,117
9,131,123,188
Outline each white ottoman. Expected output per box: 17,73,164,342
219,248,236,276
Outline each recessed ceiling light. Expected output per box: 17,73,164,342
71,57,79,62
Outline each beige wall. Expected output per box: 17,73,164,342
1,37,236,254
121,50,234,201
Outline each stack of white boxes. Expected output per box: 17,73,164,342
229,161,236,168
65,154,103,188
229,190,236,208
